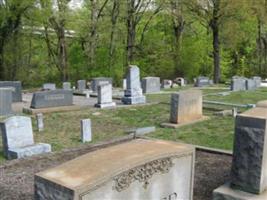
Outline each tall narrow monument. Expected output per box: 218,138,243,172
122,65,146,105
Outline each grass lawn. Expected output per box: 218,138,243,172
0,86,267,164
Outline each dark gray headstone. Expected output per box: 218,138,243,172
91,77,112,92
0,116,51,159
43,83,56,91
31,90,73,109
142,77,160,94
0,88,12,116
0,81,22,102
122,66,146,105
194,76,211,87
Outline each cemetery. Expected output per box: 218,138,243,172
2,1,267,200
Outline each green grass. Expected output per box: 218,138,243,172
1,86,267,164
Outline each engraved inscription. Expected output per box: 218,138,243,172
162,193,178,200
44,94,65,101
113,158,174,192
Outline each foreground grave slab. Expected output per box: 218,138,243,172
35,139,195,200
213,107,267,199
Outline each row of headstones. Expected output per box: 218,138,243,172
231,76,261,91
0,115,93,160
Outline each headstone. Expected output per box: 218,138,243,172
31,90,73,109
0,88,12,116
62,82,71,90
0,116,51,160
213,107,267,199
121,66,146,105
123,79,127,90
77,80,86,91
35,139,195,200
141,77,160,94
81,119,92,143
253,76,262,88
194,76,210,87
91,77,112,92
170,90,202,124
43,83,56,90
246,79,257,90
175,77,185,87
0,81,22,102
231,76,246,91
95,83,116,108
36,113,44,132
161,80,172,89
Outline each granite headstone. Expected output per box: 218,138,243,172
0,88,12,116
142,77,160,94
95,83,116,108
0,81,22,102
43,83,56,90
91,77,112,92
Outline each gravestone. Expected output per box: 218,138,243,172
246,79,257,90
121,65,146,105
91,77,112,92
213,107,267,199
0,116,51,160
31,90,73,109
231,76,246,91
161,80,172,89
81,119,92,143
174,77,185,87
0,88,12,116
169,90,203,124
77,80,86,91
123,79,127,90
36,113,44,132
253,76,261,88
95,83,116,108
194,76,210,87
43,83,56,90
62,82,71,90
35,139,195,200
142,77,161,94
0,81,22,102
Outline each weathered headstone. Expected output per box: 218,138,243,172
43,83,56,90
31,90,73,109
95,83,116,108
0,88,12,116
194,76,211,87
91,77,112,92
213,107,267,199
0,81,22,102
121,65,146,105
246,79,257,90
161,79,172,89
81,119,92,143
174,77,185,87
142,77,160,94
35,139,195,200
170,90,202,124
62,82,71,90
253,76,262,88
36,113,44,132
231,76,246,91
0,116,51,160
77,80,86,91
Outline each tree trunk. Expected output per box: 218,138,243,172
109,0,119,76
257,18,263,75
58,26,68,81
0,39,5,80
211,0,221,84
126,0,136,65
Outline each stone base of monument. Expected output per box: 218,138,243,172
213,183,267,200
73,90,91,96
160,116,209,129
35,139,195,200
121,95,146,105
7,143,51,160
22,105,81,115
95,102,116,109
